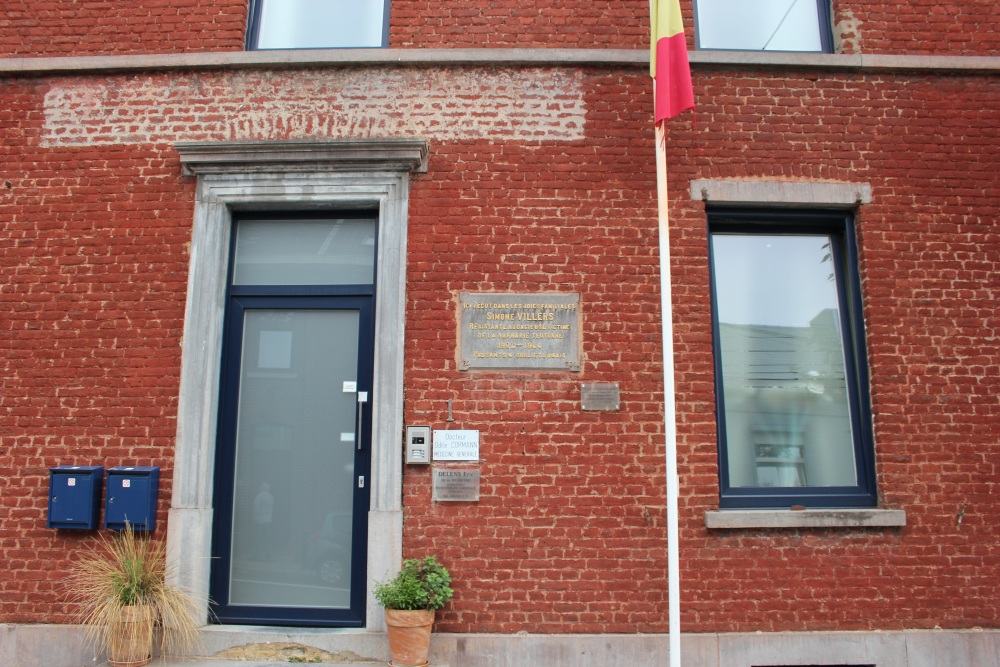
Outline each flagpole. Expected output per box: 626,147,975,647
650,0,693,662
655,119,682,667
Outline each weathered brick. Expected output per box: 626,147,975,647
1,0,998,641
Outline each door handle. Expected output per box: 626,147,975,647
356,391,368,450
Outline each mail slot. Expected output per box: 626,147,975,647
48,465,104,530
104,466,159,532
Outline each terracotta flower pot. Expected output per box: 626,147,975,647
384,608,435,667
107,604,154,667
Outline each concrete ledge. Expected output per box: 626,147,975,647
705,508,907,529
0,48,640,75
690,178,873,207
176,139,430,176
693,50,860,69
860,53,1000,73
4,625,997,667
2,48,999,76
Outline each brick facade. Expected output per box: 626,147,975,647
4,1,1000,57
1,0,998,663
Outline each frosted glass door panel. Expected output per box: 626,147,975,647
228,309,359,608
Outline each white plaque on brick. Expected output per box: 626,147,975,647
433,430,480,461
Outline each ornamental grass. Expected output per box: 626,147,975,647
65,524,203,660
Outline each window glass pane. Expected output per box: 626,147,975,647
711,233,857,488
233,217,376,286
696,0,823,51
255,0,386,49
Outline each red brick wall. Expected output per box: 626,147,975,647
1,79,194,620
393,0,1000,54
677,70,1000,632
0,0,248,57
1,64,997,635
390,1,650,49
401,69,1000,633
403,134,670,633
837,0,1000,56
3,1,999,58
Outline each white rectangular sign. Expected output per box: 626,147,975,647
433,430,480,461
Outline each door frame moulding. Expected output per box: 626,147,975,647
171,139,427,631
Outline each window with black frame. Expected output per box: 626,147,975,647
708,209,876,508
246,0,390,50
694,0,833,52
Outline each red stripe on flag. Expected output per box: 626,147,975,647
654,31,694,125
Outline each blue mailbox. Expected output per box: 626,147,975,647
104,466,160,532
48,465,104,530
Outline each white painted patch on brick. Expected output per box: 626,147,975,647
41,68,586,146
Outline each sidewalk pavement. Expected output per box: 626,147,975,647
150,660,386,666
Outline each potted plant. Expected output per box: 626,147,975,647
374,556,453,667
66,524,202,667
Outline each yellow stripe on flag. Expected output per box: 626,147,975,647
650,0,695,123
650,0,686,77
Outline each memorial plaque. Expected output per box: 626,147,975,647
459,292,581,371
433,429,480,461
432,469,481,502
581,382,621,411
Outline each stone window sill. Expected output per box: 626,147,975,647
704,508,906,530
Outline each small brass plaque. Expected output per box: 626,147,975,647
459,292,581,371
581,382,620,411
432,469,481,502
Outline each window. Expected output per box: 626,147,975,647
247,0,390,50
708,209,876,509
695,0,833,52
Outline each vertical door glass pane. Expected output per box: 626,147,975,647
712,234,857,488
255,0,386,49
696,0,823,51
229,309,359,608
233,217,376,286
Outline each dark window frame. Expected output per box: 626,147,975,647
693,0,834,53
708,208,877,509
246,0,391,51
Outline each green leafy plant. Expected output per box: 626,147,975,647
66,524,203,660
373,556,453,611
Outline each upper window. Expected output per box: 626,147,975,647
233,216,377,286
708,209,876,508
695,0,833,52
247,0,390,50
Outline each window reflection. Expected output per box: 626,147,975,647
696,0,826,52
712,234,857,488
253,0,387,50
